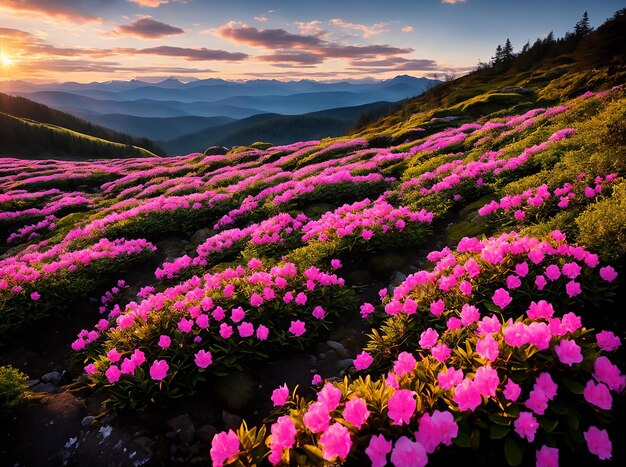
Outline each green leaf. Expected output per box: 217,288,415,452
453,430,471,448
490,425,510,440
540,417,559,433
562,378,584,394
504,436,523,466
470,428,481,451
488,413,511,426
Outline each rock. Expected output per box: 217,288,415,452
336,359,354,370
196,425,217,445
190,228,212,245
203,146,228,156
25,379,40,388
388,271,408,293
326,341,350,358
166,414,195,445
369,253,408,280
41,371,62,385
304,202,336,219
222,411,242,431
318,352,326,360
215,371,257,410
81,416,95,427
346,270,371,286
306,354,317,365
32,382,58,393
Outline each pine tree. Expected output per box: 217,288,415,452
574,11,592,37
521,41,530,54
492,44,503,65
502,39,514,61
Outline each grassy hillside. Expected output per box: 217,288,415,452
1,10,625,467
0,93,163,157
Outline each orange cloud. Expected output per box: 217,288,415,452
0,0,104,23
110,17,185,39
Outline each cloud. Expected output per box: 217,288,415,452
0,27,34,40
401,26,414,33
320,44,412,59
111,17,185,39
293,21,325,36
441,0,467,4
18,58,215,76
349,57,439,70
128,0,170,6
255,51,325,65
0,0,109,22
131,46,247,61
217,22,324,49
328,19,388,38
254,16,269,22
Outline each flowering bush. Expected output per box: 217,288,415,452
77,260,356,408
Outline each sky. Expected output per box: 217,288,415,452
0,0,623,83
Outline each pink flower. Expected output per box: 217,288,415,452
460,304,480,326
196,314,209,329
388,389,416,425
526,300,554,320
562,262,581,279
476,334,499,362
194,350,213,369
360,302,375,319
311,374,322,385
271,383,289,406
230,306,245,322
506,275,522,289
390,436,427,467
514,411,539,442
282,291,293,303
288,320,306,336
320,423,352,461
492,288,512,309
437,367,463,390
447,317,462,330
514,209,526,220
599,265,618,282
593,356,626,392
256,324,269,340
584,426,612,460
415,410,458,453
237,321,254,337
565,280,581,297
545,264,561,281
583,380,612,410
268,416,296,465
459,280,473,295
525,388,549,415
303,402,330,433
219,323,233,339
431,343,451,362
366,435,392,467
210,430,240,467
527,322,552,350
535,275,547,290
105,365,121,383
503,379,521,402
178,317,193,333
149,359,169,380
318,383,342,410
596,330,621,351
394,352,417,377
536,446,559,467
107,348,121,363
30,291,41,301
250,293,264,307
247,258,262,269
503,321,528,347
430,299,445,317
474,365,499,398
554,339,583,366
361,229,373,240
354,351,373,370
343,397,370,429
295,292,307,305
419,328,439,349
453,378,482,411
312,305,326,320
515,262,529,277
330,259,342,269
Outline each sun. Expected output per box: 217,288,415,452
1,55,13,67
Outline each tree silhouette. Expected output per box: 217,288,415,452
574,11,593,37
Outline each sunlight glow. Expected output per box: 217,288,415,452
0,55,13,67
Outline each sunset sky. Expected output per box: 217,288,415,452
0,0,622,83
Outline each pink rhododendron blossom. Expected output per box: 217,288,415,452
320,423,352,461
459,280,473,295
536,445,559,467
596,330,621,351
237,321,254,337
360,302,375,319
30,291,41,301
394,352,417,377
268,416,296,465
256,324,269,340
366,434,392,467
460,303,480,326
295,292,307,305
599,265,618,282
476,334,499,362
535,274,547,290
593,357,626,392
506,275,522,289
474,365,499,398
303,402,330,433
219,323,233,339
288,320,306,336
271,383,289,406
343,397,370,429
354,351,373,370
210,430,240,467
545,264,561,281
105,365,121,383
453,378,482,411
194,350,213,369
318,383,342,410
554,339,583,366
390,436,427,467
107,348,121,363
419,328,439,349
437,367,464,390
416,410,458,453
330,259,342,269
430,299,445,316
565,280,581,297
527,300,554,320
583,380,612,410
311,374,322,385
492,288,512,309
514,411,539,442
431,343,451,362
388,389,416,425
584,426,612,460
149,359,169,380
503,379,521,402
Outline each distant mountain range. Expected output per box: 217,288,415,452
4,75,438,155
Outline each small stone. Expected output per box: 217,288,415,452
196,425,217,445
31,382,58,393
166,414,195,445
81,416,96,427
222,411,242,431
25,379,40,388
318,353,326,360
326,341,350,358
336,359,354,370
41,371,62,385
